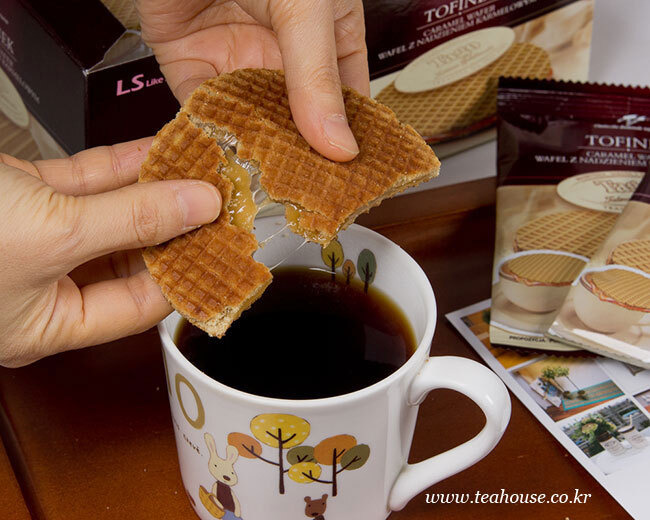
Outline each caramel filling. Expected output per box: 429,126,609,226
284,203,330,244
285,203,301,233
222,149,257,232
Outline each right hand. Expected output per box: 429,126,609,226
136,0,369,162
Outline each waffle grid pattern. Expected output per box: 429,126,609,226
184,69,439,243
139,114,271,334
514,211,618,257
505,253,586,284
607,239,650,273
590,269,650,309
375,43,551,141
140,69,438,335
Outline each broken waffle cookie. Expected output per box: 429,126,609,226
139,113,272,337
139,69,440,337
184,68,440,244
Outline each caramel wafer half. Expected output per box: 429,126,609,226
375,42,551,142
501,253,586,286
607,239,650,273
585,269,650,311
139,113,272,337
514,210,617,257
183,69,440,245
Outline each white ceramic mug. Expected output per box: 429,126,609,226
158,217,511,520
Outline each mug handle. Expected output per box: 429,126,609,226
388,356,511,511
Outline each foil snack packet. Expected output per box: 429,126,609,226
490,79,650,351
547,172,650,367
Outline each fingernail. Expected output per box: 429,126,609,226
322,114,359,156
175,182,221,230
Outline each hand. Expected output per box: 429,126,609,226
0,140,222,367
136,0,368,162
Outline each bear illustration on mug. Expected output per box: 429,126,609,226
304,494,328,520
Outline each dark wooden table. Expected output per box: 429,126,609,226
0,436,30,520
0,178,631,519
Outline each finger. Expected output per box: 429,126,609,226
77,270,172,346
69,250,146,287
271,0,359,161
42,271,172,356
56,179,221,272
152,25,282,103
159,58,218,103
338,51,370,96
0,137,153,196
334,6,369,96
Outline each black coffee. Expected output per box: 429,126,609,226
175,267,416,399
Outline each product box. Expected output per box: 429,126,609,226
364,0,593,158
548,172,650,368
0,0,178,158
490,79,650,352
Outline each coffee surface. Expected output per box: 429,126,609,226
175,267,416,399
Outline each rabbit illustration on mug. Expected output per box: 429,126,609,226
203,432,242,520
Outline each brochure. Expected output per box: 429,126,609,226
447,300,650,520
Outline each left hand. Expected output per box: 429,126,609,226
0,138,222,367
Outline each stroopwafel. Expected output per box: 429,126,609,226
183,69,440,245
501,253,586,285
584,269,650,311
139,113,272,337
140,69,439,336
514,210,617,256
607,239,650,273
375,42,551,142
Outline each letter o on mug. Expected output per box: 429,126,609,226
175,373,206,430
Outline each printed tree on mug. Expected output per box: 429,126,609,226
321,240,344,281
228,414,310,494
287,434,370,496
357,249,377,293
342,259,356,284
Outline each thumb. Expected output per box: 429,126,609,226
271,0,359,161
58,179,222,270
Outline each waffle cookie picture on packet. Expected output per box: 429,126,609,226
548,172,650,367
375,42,551,143
490,80,650,352
513,211,618,257
607,239,650,272
496,210,618,314
140,69,440,337
499,253,588,313
578,269,650,324
557,264,650,348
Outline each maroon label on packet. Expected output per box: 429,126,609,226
496,78,650,187
631,171,650,203
363,0,578,78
